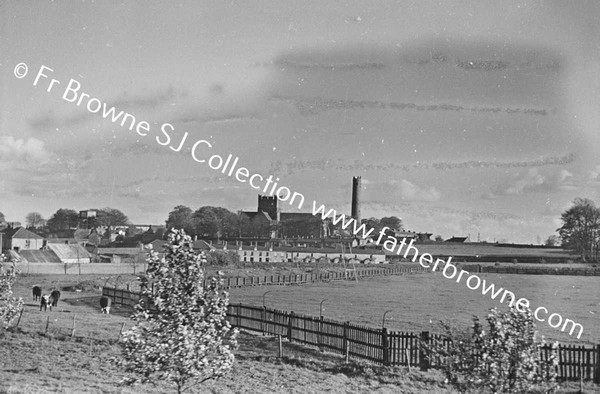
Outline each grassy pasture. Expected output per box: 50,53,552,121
3,273,599,393
230,271,600,345
3,273,459,394
406,243,578,259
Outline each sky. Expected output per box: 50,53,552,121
1,0,599,243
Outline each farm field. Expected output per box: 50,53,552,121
230,271,600,345
2,273,598,393
405,243,578,259
0,273,458,394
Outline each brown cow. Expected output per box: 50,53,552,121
32,286,42,301
50,290,61,307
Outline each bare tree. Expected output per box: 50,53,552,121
25,212,45,228
545,235,559,247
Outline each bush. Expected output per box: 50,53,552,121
424,306,559,393
204,250,240,266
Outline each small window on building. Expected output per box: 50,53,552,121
25,240,31,248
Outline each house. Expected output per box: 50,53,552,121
193,239,215,252
97,246,144,264
0,226,45,252
17,249,63,263
46,243,91,264
235,244,386,264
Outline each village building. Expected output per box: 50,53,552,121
0,226,46,252
239,195,329,239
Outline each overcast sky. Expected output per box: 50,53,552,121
1,0,599,243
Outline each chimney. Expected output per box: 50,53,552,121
351,176,361,223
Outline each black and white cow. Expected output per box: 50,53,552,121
50,290,61,307
40,294,52,311
100,296,112,314
32,286,42,301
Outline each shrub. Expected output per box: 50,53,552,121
204,249,240,266
0,254,24,330
118,230,238,393
424,306,559,393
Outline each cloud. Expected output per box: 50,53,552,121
270,96,553,117
486,168,574,198
0,136,52,163
273,60,385,71
28,86,187,131
269,153,576,175
456,59,510,71
209,84,224,95
266,40,562,73
365,179,441,202
589,165,600,181
111,86,187,110
201,113,261,124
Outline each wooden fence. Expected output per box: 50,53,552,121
102,284,600,383
118,265,428,293
227,303,600,382
217,265,427,289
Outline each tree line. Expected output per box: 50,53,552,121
1,197,598,261
557,198,600,261
165,204,405,239
0,207,130,237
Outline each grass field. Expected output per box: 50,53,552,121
2,272,599,393
230,271,600,345
405,243,579,259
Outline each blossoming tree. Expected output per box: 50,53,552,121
0,253,24,330
119,229,238,393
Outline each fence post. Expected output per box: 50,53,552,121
15,308,24,328
419,331,430,371
44,316,50,335
71,314,76,338
278,334,283,358
287,311,294,342
382,327,389,365
595,344,600,384
319,315,324,352
343,321,349,362
262,306,266,336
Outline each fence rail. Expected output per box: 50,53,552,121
117,265,428,293
103,286,600,383
218,266,427,288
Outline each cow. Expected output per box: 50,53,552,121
32,286,42,301
40,294,52,311
50,290,61,307
100,296,112,314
